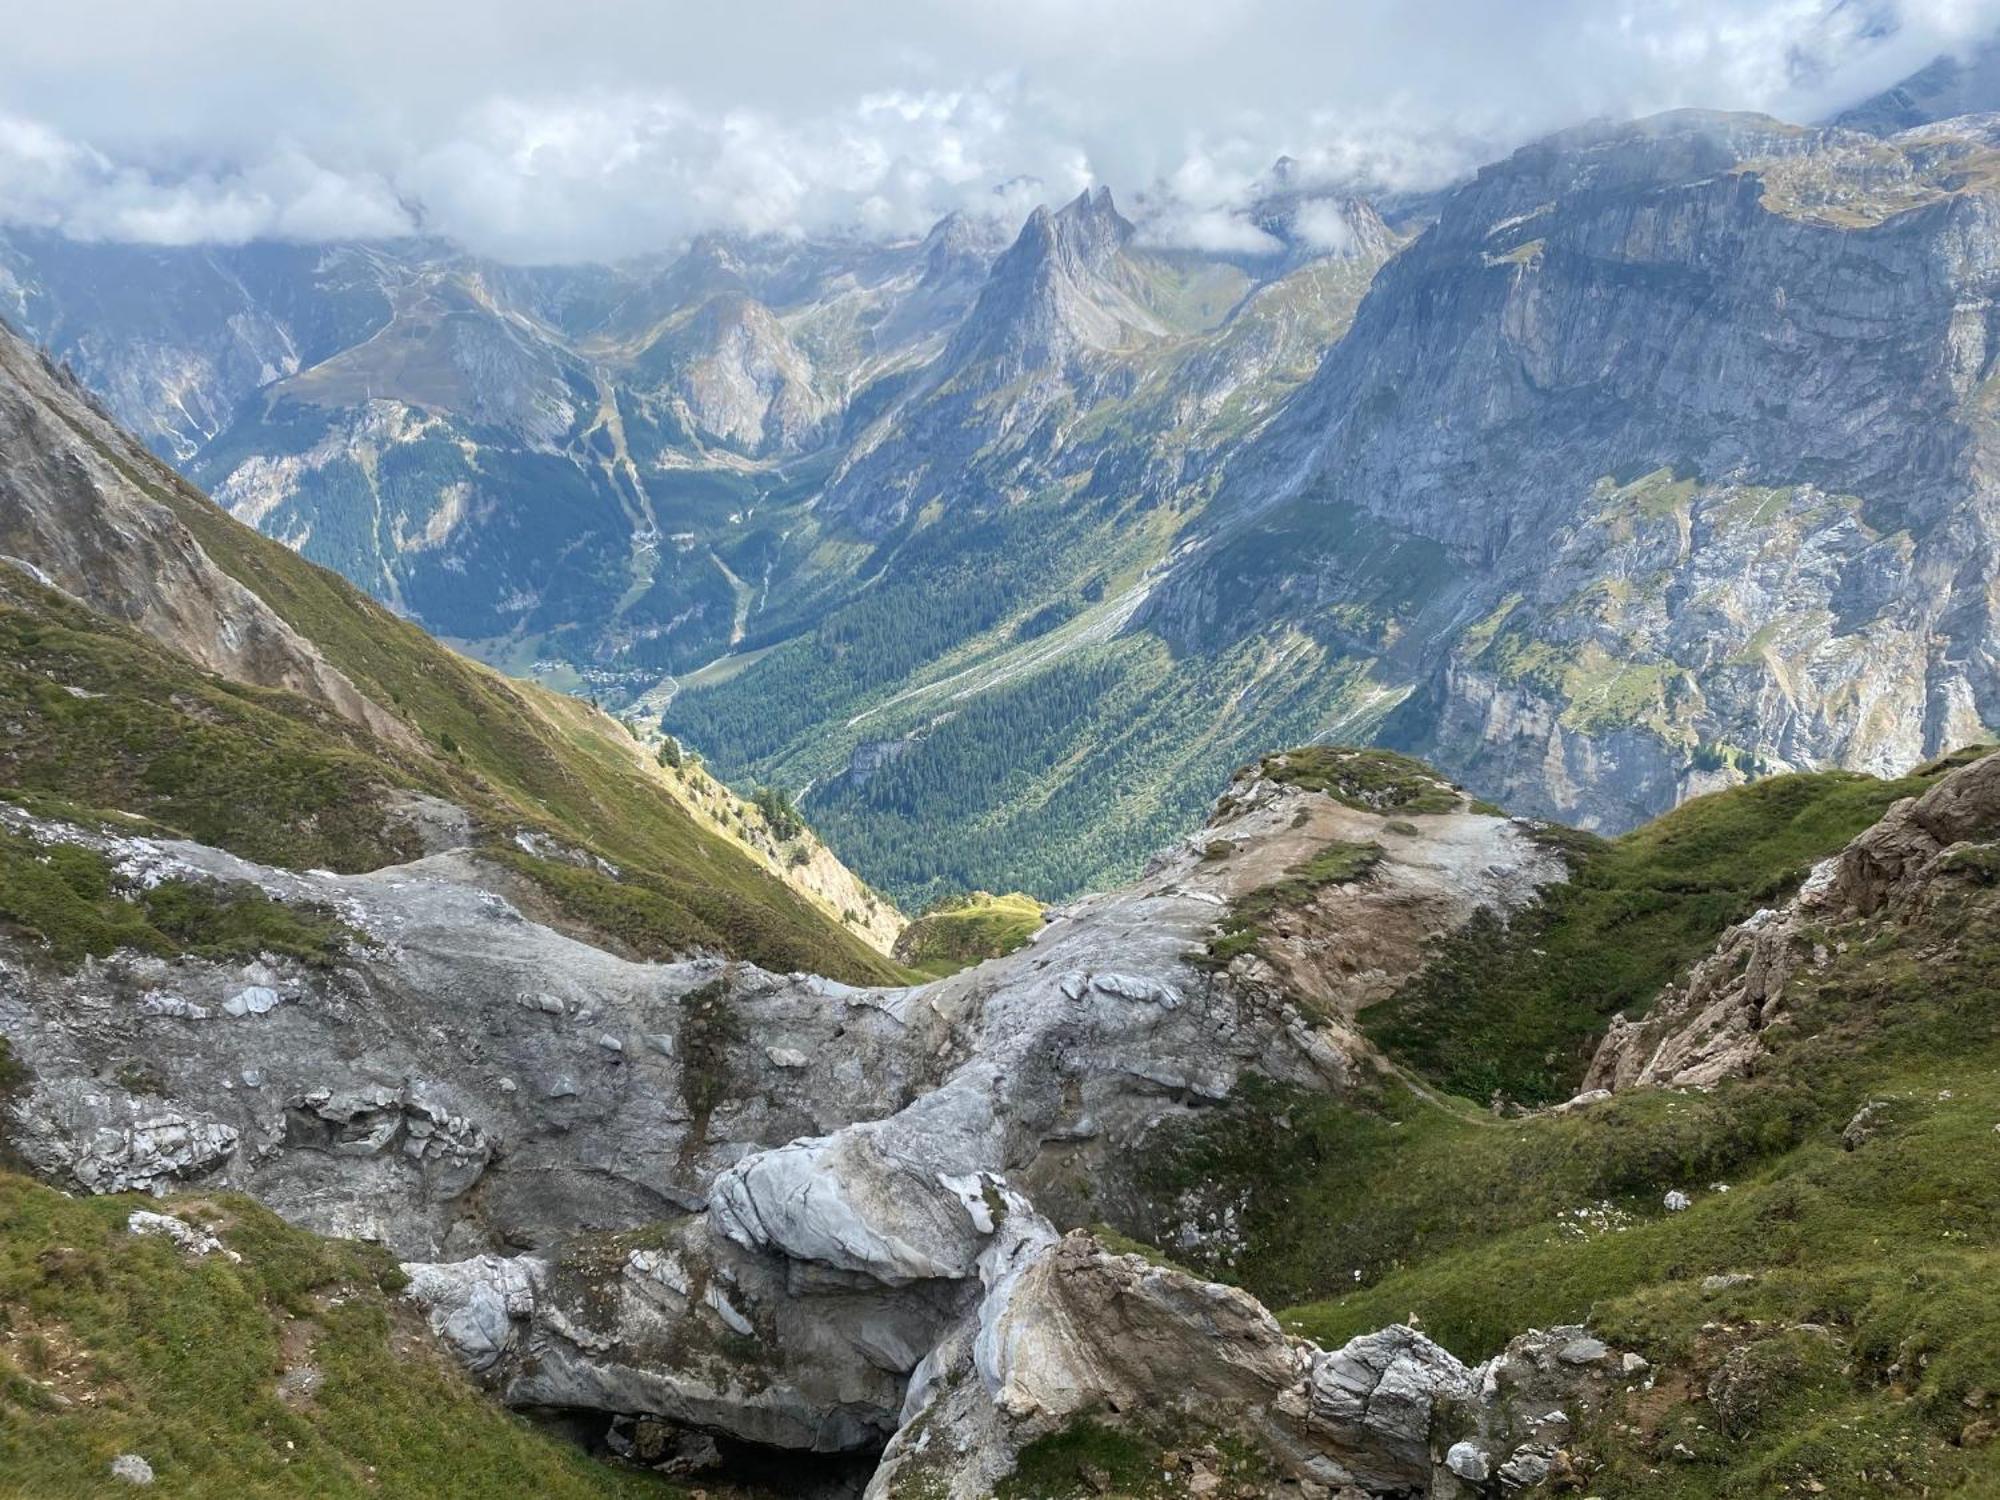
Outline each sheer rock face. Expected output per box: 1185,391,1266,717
1232,112,2000,555
2,775,1575,1486
1585,748,2000,1094
1158,111,2000,833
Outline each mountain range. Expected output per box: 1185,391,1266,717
4,302,2000,1495
7,40,2000,1498
7,50,2000,920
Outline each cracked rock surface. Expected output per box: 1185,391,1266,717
3,778,1583,1489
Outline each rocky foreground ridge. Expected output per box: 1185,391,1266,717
2,747,1603,1494
8,739,2000,1494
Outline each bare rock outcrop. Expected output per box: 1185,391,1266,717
2,767,1579,1490
869,1228,1624,1497
632,293,833,456
1585,748,2000,1094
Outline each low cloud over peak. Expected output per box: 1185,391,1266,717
3,0,1997,263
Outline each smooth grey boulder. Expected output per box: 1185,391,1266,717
2,773,1581,1488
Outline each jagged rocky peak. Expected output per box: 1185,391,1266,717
649,232,751,305
917,209,1009,286
1039,183,1136,271
1833,34,2000,134
940,184,1160,379
1246,157,1400,264
1291,193,1396,259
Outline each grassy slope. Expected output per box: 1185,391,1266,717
891,891,1044,979
1121,754,2000,1496
0,1173,674,1499
0,819,353,969
1366,755,1987,1104
0,571,425,875
7,410,907,984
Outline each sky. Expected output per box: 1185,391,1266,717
1,0,1998,263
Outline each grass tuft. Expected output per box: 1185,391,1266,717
1200,840,1383,969
1249,746,1463,815
0,822,355,968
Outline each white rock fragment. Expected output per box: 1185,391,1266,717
1499,1444,1555,1487
402,1254,539,1373
127,1209,240,1262
1554,1088,1611,1114
139,990,209,1020
939,1172,998,1234
625,1247,691,1297
222,985,279,1018
1446,1440,1491,1481
1090,971,1182,1009
109,1454,154,1486
704,1282,755,1337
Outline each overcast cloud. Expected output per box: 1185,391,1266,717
2,0,1999,262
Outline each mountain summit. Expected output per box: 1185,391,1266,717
939,185,1154,380
1833,35,2000,132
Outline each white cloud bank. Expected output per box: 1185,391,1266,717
2,0,1998,261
